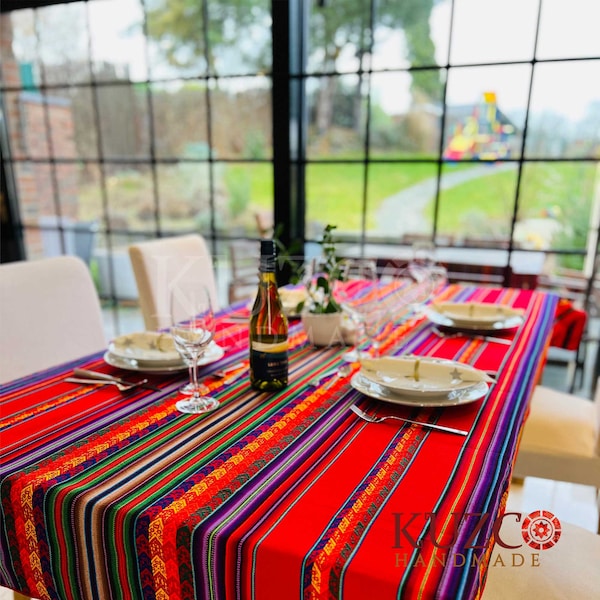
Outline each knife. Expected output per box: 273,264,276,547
73,368,162,392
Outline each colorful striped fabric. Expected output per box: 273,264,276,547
0,285,557,600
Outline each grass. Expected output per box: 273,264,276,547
78,158,597,253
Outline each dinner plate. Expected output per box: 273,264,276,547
103,342,225,373
360,356,493,398
108,331,182,366
425,302,524,332
350,373,489,407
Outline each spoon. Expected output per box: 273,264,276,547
308,364,352,388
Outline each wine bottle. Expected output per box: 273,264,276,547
249,240,289,391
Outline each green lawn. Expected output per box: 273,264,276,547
80,158,597,252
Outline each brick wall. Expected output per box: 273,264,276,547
1,14,80,259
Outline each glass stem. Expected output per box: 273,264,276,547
190,352,200,397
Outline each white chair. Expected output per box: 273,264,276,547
482,518,600,599
128,234,220,331
0,256,106,384
513,383,600,486
512,382,600,529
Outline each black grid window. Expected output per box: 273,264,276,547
1,0,599,335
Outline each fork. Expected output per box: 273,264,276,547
431,326,512,346
73,368,161,391
349,404,468,436
64,377,149,392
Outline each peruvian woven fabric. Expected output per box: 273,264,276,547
0,284,557,600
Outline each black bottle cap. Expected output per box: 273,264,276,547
260,240,277,257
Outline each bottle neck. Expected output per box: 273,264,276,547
259,254,277,274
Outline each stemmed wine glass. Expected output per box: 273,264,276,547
337,258,379,362
170,281,219,414
361,300,390,358
384,263,433,322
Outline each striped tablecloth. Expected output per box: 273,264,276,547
0,285,557,600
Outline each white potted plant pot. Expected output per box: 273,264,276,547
301,311,348,347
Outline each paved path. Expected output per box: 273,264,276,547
375,163,515,237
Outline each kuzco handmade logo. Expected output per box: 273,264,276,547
392,510,562,569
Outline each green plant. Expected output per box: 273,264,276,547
298,224,345,315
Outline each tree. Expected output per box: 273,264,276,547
146,0,440,134
146,0,270,74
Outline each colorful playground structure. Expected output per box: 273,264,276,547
444,92,516,161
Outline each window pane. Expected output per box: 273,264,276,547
450,0,538,65
96,84,150,159
372,0,450,69
145,0,205,79
221,163,274,236
306,74,365,160
5,10,42,89
538,0,600,60
207,0,272,76
366,163,439,241
525,60,600,159
106,163,156,233
307,0,372,74
152,81,208,160
436,163,519,244
306,164,365,237
370,71,444,159
444,65,530,161
211,77,272,160
16,162,52,226
89,0,148,83
519,162,597,262
37,2,91,85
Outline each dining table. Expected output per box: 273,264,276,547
0,283,557,600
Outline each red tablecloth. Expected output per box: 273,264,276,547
0,285,557,600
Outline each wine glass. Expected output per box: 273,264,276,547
384,263,433,322
361,300,390,358
337,258,379,362
170,281,219,414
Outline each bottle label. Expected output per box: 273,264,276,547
250,341,288,384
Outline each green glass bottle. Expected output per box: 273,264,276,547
249,240,289,391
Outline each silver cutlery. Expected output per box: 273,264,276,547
432,327,512,346
65,377,149,392
73,368,161,391
350,404,468,436
308,364,352,388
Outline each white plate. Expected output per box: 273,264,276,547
108,331,181,365
425,302,524,332
351,373,489,407
103,342,225,374
360,356,493,398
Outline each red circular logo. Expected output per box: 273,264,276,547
521,510,562,550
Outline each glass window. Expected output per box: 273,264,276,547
435,163,519,244
526,60,600,159
444,65,530,161
366,163,439,240
450,0,538,65
537,0,600,60
369,70,444,160
519,162,597,263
